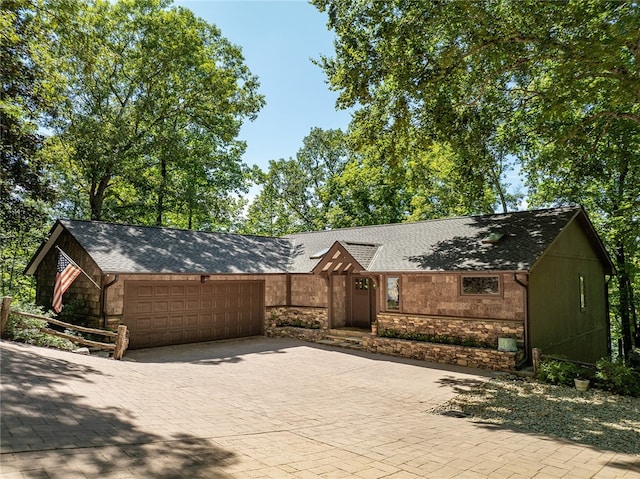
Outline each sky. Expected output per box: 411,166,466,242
174,0,352,172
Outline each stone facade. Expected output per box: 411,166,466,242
362,336,522,372
377,313,524,349
265,326,326,342
266,306,329,330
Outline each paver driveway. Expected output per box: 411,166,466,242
1,338,638,478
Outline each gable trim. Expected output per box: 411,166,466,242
311,241,367,275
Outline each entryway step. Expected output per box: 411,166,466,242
327,328,370,338
317,336,364,350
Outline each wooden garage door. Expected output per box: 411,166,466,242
123,280,264,349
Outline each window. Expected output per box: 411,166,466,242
461,276,500,295
354,278,369,290
579,274,586,310
387,276,400,310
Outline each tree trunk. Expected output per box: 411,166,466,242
616,245,633,360
89,176,110,220
156,158,167,227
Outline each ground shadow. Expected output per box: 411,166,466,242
436,375,487,394
125,336,292,364
0,342,236,478
434,376,640,457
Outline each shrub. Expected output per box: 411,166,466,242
378,329,492,349
4,302,76,351
594,358,640,397
536,358,580,386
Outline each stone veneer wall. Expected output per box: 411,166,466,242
377,313,524,348
266,306,329,330
362,336,521,371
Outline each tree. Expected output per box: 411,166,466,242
0,0,72,297
48,0,264,225
314,0,639,357
242,128,349,235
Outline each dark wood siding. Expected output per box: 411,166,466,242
529,220,609,362
123,280,264,349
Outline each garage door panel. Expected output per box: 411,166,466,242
124,280,263,349
170,300,185,312
154,301,169,313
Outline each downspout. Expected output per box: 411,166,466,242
605,275,613,357
102,274,120,328
514,272,530,369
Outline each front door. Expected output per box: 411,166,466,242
350,277,372,328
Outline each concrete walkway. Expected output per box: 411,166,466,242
1,338,638,478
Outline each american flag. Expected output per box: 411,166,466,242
52,252,82,313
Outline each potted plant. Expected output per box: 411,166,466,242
574,376,590,392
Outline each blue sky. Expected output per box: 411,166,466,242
175,0,352,172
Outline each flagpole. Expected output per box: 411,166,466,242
55,246,101,290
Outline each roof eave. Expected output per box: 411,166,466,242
24,221,65,275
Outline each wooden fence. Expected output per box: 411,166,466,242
0,296,129,360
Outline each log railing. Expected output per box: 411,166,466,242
0,296,129,360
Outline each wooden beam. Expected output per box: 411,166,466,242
43,328,116,350
12,311,118,337
1,296,11,336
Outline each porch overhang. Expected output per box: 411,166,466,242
311,241,367,275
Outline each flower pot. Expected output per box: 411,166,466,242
574,378,590,392
498,337,517,352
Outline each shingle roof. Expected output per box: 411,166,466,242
27,206,611,276
286,207,587,272
59,220,293,274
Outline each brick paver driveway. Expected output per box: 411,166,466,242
1,338,638,478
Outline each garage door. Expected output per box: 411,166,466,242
123,280,264,349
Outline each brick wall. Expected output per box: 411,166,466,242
377,313,524,348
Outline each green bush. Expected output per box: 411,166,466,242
378,329,492,349
594,358,640,397
4,302,76,351
536,358,580,386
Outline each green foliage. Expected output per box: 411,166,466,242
536,358,581,387
594,358,640,397
378,329,492,349
0,0,71,299
242,128,350,235
46,0,264,227
4,302,76,350
274,318,321,330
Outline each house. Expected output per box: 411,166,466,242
25,206,614,370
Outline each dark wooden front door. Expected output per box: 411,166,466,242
350,277,372,328
123,280,263,349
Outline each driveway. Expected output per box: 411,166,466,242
1,338,638,478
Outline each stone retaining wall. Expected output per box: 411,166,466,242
265,326,326,342
266,306,329,330
362,336,521,371
377,313,524,348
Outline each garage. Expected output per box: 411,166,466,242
123,280,264,349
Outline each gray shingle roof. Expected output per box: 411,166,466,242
60,220,293,274
286,207,584,272
28,206,606,276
